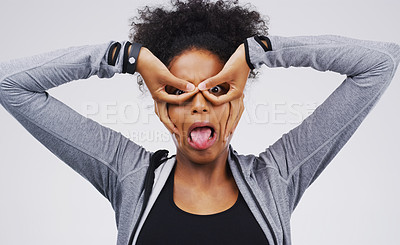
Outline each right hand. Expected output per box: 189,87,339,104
135,47,198,104
197,43,250,106
154,101,179,135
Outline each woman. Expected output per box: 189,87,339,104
1,0,399,244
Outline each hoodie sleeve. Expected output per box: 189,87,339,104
248,35,400,212
0,41,151,209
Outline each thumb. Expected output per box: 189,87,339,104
164,72,196,92
198,71,230,91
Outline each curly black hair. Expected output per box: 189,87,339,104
129,0,269,68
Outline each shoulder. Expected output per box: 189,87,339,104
228,145,278,174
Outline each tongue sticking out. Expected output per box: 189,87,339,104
190,127,212,149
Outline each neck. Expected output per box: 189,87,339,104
174,147,232,189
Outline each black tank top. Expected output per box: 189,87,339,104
136,165,269,244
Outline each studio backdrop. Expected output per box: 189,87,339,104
0,0,399,244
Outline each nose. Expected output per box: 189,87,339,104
191,92,209,114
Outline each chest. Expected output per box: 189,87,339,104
135,167,269,244
173,180,239,215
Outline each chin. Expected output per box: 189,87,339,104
182,149,225,165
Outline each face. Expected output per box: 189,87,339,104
166,49,234,164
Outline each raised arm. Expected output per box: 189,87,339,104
0,41,152,208
247,35,400,212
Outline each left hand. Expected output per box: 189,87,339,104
223,94,245,143
198,43,250,105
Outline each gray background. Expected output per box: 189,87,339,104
1,0,399,244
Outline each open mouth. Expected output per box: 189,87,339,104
187,122,217,150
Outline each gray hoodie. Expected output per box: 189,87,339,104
1,34,399,245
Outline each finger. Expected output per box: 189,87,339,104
231,95,245,134
223,100,234,142
163,72,196,92
155,101,179,135
198,72,230,91
155,87,199,104
224,98,240,141
225,94,245,141
201,88,242,106
154,101,160,117
157,102,179,135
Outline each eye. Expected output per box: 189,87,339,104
209,86,221,94
174,89,185,95
208,84,228,96
165,85,186,95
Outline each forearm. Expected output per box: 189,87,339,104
248,35,400,82
252,35,400,211
0,41,126,98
